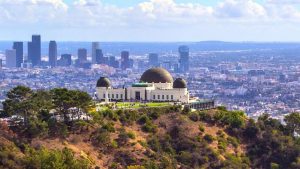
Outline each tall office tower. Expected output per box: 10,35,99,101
92,42,99,64
78,48,87,63
148,53,159,67
121,51,130,70
109,56,119,68
13,42,23,67
49,41,57,67
95,49,104,64
27,42,33,64
6,49,17,68
28,35,41,66
178,45,189,73
0,59,2,69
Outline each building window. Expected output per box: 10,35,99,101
171,95,173,100
103,94,105,98
121,94,123,99
166,95,169,100
153,95,155,99
158,95,160,99
108,94,110,98
162,95,165,100
116,94,118,99
112,94,114,98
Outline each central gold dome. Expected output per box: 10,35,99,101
140,67,173,83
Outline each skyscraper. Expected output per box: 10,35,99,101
49,41,57,67
178,46,189,72
109,56,119,68
121,51,130,70
148,53,159,67
78,48,87,63
27,42,32,63
95,49,104,64
6,49,17,68
13,42,23,67
28,35,41,66
0,59,2,69
92,42,99,64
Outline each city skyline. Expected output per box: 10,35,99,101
1,0,300,41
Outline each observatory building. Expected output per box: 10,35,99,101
96,67,190,103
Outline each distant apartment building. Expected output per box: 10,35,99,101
6,49,17,68
92,42,99,64
179,45,189,73
121,51,130,70
148,53,159,67
78,48,87,62
49,41,57,67
95,49,104,64
58,54,72,67
0,59,2,69
108,56,117,68
13,42,23,67
28,35,41,66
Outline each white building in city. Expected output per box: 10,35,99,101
96,67,190,103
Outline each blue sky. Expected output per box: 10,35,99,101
1,0,300,41
64,0,222,6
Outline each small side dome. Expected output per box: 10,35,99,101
97,77,111,87
173,78,187,88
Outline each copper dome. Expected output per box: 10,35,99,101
140,67,173,83
96,77,111,87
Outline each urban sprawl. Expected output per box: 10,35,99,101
1,35,300,122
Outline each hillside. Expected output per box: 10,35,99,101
1,86,300,169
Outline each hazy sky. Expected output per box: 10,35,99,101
1,0,300,42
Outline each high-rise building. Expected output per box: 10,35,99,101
28,35,41,66
178,45,189,72
78,48,87,62
121,51,130,70
148,53,159,67
109,56,119,68
27,42,33,64
0,59,2,69
13,42,23,67
92,42,99,64
58,54,72,67
6,49,17,68
95,49,104,64
49,41,57,67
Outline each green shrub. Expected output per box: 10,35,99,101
138,115,150,125
214,110,246,129
102,122,115,132
177,151,193,165
111,140,118,148
142,121,157,133
149,111,160,120
189,112,199,122
203,134,214,143
118,110,138,125
227,136,239,148
199,124,205,132
127,131,136,139
24,147,91,169
199,111,213,122
92,128,111,147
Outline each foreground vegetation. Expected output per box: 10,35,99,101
1,86,300,169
